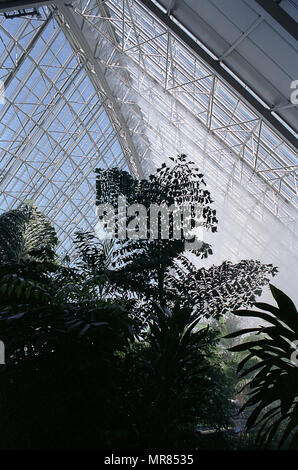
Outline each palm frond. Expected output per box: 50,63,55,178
225,284,298,449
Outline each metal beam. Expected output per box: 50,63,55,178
0,0,52,13
254,0,298,41
141,0,297,151
4,12,53,88
52,1,143,179
218,16,263,61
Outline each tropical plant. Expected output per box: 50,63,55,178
0,203,59,320
113,302,234,448
93,155,277,318
0,158,280,450
0,204,136,364
95,155,217,307
0,205,139,449
167,257,278,319
225,284,298,449
0,300,136,449
0,203,58,264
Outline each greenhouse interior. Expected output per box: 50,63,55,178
0,0,297,453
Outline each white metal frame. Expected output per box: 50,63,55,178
0,0,297,260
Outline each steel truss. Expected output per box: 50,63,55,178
71,2,297,225
0,0,297,265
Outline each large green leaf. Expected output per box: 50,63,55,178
0,204,57,264
227,284,298,449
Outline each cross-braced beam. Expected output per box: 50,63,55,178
52,0,144,179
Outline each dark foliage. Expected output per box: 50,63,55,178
0,156,280,449
226,284,298,449
167,257,278,319
94,155,277,317
0,204,57,264
95,155,217,307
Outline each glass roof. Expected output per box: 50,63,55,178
0,0,297,280
0,3,130,252
103,0,297,210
